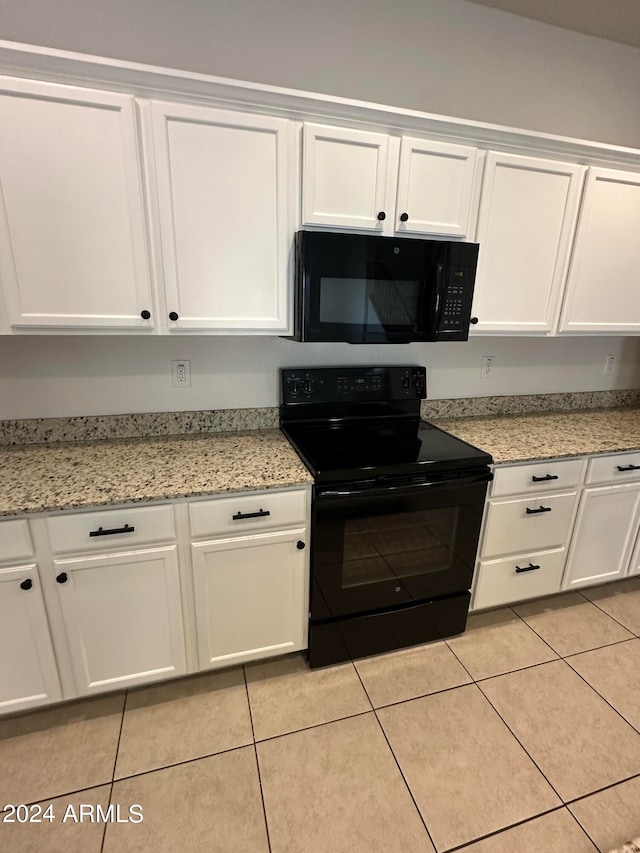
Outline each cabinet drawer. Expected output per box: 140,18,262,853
482,490,578,558
0,520,33,563
586,452,640,485
492,458,586,497
189,489,307,539
474,548,565,610
47,505,176,554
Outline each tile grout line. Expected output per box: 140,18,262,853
564,803,603,852
562,635,639,661
563,768,640,807
581,591,640,636
440,804,568,853
509,602,633,662
473,681,565,803
101,689,128,853
508,606,640,735
11,782,121,812
476,662,640,808
442,637,480,684
563,658,640,738
351,662,439,853
242,665,273,853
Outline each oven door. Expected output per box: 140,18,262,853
310,471,491,620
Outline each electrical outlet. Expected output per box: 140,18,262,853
480,355,494,379
604,355,617,375
171,360,191,388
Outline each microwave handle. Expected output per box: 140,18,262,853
432,263,446,336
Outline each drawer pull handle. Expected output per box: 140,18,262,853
531,474,559,482
56,572,68,584
232,509,271,521
526,506,552,515
20,578,33,591
617,464,640,472
515,563,541,573
89,524,135,538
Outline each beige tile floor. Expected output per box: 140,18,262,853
2,578,640,853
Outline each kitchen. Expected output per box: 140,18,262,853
2,1,640,851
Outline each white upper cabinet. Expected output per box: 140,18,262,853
302,124,478,238
302,124,390,231
395,137,477,237
559,167,640,334
0,77,154,330
149,102,294,332
472,152,585,334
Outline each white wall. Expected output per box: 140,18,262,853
2,335,639,419
2,0,640,147
2,1,640,420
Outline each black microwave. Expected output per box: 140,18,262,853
288,230,479,343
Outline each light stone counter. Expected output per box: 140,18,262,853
431,408,640,465
3,406,640,516
0,430,313,517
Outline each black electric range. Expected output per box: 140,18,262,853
280,365,493,667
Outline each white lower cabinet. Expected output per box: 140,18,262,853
562,483,640,590
191,529,307,670
482,491,578,558
474,452,640,610
0,564,62,713
473,459,580,611
474,548,566,610
53,545,187,694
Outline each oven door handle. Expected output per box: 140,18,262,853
316,471,493,500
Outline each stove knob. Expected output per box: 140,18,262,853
401,377,411,389
302,379,314,394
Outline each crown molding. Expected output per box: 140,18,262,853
1,39,640,169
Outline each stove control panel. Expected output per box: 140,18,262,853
281,366,427,403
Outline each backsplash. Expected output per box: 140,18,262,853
2,390,640,446
0,408,279,446
421,389,640,419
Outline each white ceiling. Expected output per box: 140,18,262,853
464,0,640,49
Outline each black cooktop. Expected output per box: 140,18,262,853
282,418,492,483
280,366,492,484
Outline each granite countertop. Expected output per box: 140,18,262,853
0,429,313,517
3,406,640,517
432,407,640,465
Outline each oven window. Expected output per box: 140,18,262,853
342,506,474,588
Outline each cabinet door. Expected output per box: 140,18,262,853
395,137,477,237
0,77,153,330
151,102,293,331
54,546,186,694
472,152,585,334
192,529,307,670
0,565,62,714
562,483,640,590
559,167,640,333
302,123,389,231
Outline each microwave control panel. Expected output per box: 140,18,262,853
280,366,427,404
438,266,473,335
